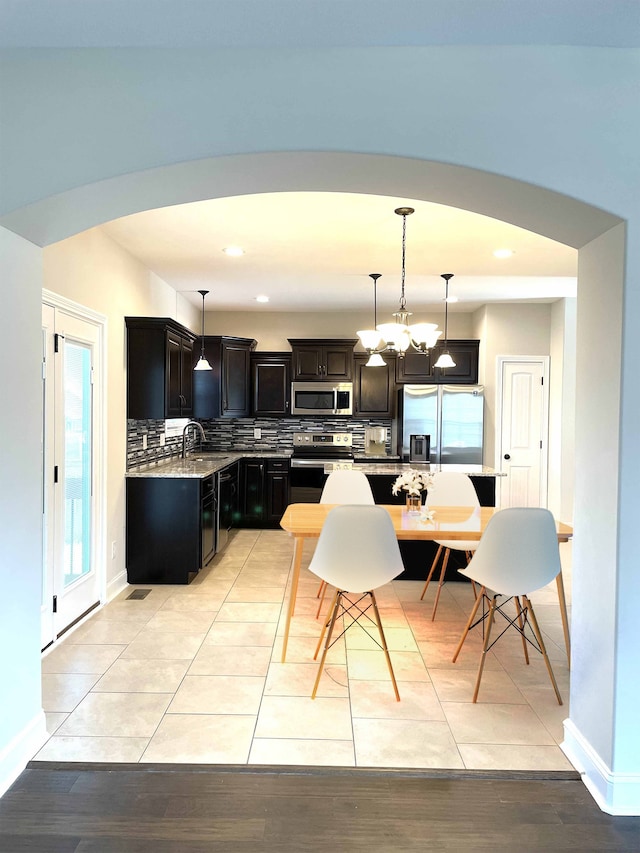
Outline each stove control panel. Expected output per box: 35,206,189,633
293,432,353,447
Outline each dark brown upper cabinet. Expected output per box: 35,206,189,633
126,317,196,419
288,339,357,381
251,352,291,417
193,336,257,419
353,354,396,418
395,340,479,385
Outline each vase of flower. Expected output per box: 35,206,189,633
405,493,422,514
392,469,435,515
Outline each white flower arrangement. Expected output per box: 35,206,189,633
391,469,435,497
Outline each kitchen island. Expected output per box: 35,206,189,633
324,459,504,580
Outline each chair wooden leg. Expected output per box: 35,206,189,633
312,591,342,699
453,586,486,662
523,595,563,706
555,571,571,667
514,596,530,665
316,579,326,598
314,589,339,660
315,581,329,619
420,545,442,600
473,596,497,702
370,591,400,701
431,548,450,621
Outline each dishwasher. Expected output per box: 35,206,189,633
218,463,239,553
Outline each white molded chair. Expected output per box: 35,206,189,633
320,469,375,505
420,472,480,620
452,507,563,705
315,469,375,616
308,504,405,700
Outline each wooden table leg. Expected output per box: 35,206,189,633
281,535,304,663
556,570,571,667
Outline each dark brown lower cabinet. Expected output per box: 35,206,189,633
126,476,215,584
240,458,290,527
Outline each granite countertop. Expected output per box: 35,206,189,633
126,450,292,479
352,454,401,461
324,461,503,476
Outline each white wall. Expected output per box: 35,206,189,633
0,228,47,790
472,302,552,465
205,309,472,351
43,228,200,591
548,298,576,523
563,223,625,799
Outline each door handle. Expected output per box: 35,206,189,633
504,453,511,460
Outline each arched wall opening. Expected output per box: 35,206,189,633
0,150,631,813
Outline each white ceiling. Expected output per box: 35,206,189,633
100,191,577,313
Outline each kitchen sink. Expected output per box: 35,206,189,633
191,455,229,462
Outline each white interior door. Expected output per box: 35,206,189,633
497,357,549,508
42,301,104,648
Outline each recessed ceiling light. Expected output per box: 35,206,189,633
493,248,514,259
223,245,244,257
255,295,269,303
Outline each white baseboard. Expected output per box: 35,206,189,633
106,569,128,602
563,718,640,815
0,710,48,797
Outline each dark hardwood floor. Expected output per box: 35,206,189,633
1,764,639,852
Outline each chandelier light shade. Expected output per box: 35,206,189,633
193,289,213,371
357,208,443,364
434,274,457,369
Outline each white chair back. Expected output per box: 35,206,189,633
320,469,374,505
430,471,479,507
308,505,404,593
459,507,562,596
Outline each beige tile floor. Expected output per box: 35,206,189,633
37,529,574,772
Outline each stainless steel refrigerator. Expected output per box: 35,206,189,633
400,384,484,464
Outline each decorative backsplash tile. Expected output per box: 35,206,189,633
127,416,393,469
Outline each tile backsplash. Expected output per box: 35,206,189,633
127,416,393,469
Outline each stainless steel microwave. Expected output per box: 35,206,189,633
291,381,353,416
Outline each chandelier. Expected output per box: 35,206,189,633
357,207,443,365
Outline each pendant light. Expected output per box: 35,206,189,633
434,274,457,369
357,207,442,363
193,289,213,371
357,274,386,367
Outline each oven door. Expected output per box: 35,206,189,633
290,459,330,503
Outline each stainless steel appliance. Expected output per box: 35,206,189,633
290,431,354,502
400,384,484,464
201,474,217,566
291,381,353,416
217,463,238,554
409,434,430,462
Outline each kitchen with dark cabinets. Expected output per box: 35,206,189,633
125,325,489,584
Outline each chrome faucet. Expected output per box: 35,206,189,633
182,421,206,459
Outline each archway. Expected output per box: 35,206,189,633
0,150,630,813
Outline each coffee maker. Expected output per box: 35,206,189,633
364,426,387,456
409,434,430,463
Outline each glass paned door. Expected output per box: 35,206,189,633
63,342,92,587
41,301,103,648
